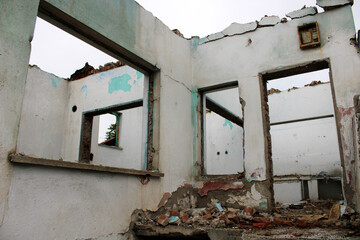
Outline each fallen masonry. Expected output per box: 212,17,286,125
130,187,360,239
131,200,360,239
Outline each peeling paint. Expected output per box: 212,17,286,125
50,74,63,88
338,106,355,118
108,74,132,93
223,119,234,130
158,192,172,208
198,181,244,196
192,37,199,50
81,85,87,97
136,71,143,79
191,89,199,176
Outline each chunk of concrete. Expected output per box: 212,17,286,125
222,22,257,36
286,7,318,19
206,32,225,42
258,16,280,27
317,0,353,10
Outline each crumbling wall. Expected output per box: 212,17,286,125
1,0,360,239
193,3,360,210
0,0,194,239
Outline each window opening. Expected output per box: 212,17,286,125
266,68,343,203
17,8,159,173
29,17,116,78
98,112,121,147
200,83,244,175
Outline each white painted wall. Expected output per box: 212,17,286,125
92,107,144,170
274,182,302,203
63,66,147,169
269,82,334,123
269,83,341,177
17,65,147,170
17,66,68,160
205,112,244,174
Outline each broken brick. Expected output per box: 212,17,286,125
170,210,180,217
253,218,271,225
227,213,240,224
203,213,213,220
157,214,169,227
180,213,190,223
219,214,232,225
253,222,266,229
243,206,256,216
295,220,309,228
273,218,292,226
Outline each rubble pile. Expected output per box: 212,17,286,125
69,61,126,80
132,200,360,237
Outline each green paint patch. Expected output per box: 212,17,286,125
81,85,88,97
223,120,233,130
50,74,63,88
193,37,199,50
191,89,199,177
259,200,268,208
108,74,132,93
136,71,144,79
133,80,136,84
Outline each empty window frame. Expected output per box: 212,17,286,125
33,2,160,171
200,82,244,175
79,99,144,163
98,112,122,147
261,60,344,202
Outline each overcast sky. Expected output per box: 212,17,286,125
135,0,359,38
29,1,360,79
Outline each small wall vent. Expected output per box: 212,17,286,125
298,22,320,49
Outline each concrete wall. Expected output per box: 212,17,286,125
0,0,40,235
193,5,360,209
17,66,68,160
1,0,360,239
0,0,194,239
269,83,341,177
17,65,146,170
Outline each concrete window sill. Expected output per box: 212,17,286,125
9,154,164,177
98,144,124,150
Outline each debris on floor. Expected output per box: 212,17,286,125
131,200,360,239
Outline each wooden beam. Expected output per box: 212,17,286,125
206,97,243,127
270,114,334,126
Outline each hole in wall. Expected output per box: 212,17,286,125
72,105,77,112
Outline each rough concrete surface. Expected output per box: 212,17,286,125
222,22,258,36
317,0,353,9
286,7,318,19
258,16,280,27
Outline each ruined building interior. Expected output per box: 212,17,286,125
1,0,360,239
